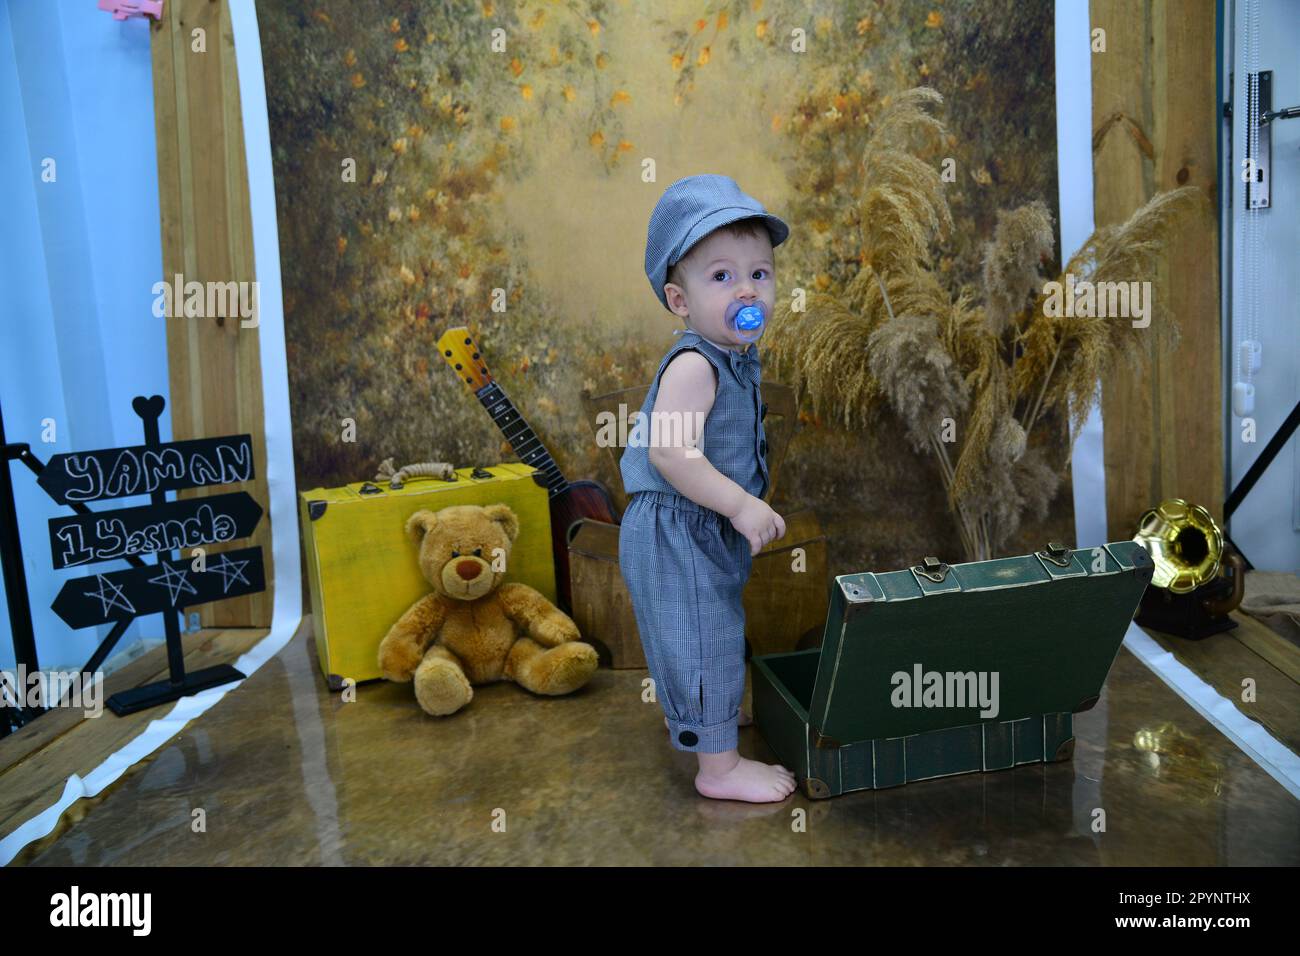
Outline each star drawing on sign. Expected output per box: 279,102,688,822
206,553,251,593
85,574,136,617
148,562,199,606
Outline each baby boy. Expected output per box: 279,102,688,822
618,174,797,803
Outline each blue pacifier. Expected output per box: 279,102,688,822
725,300,767,343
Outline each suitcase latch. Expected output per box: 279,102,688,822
913,555,950,583
358,481,383,495
1038,540,1072,568
470,467,494,480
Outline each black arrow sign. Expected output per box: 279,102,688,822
36,434,254,506
48,491,263,570
51,547,266,629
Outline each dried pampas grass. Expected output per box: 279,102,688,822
767,87,1205,561
859,87,953,278
982,200,1055,337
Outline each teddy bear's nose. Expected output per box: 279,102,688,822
455,559,481,581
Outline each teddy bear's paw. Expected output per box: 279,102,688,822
413,657,474,716
530,642,599,696
533,616,582,647
378,639,423,682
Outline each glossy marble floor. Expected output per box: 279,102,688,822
18,620,1300,866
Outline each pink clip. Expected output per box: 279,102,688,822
98,0,164,21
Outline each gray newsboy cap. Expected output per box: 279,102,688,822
645,174,790,312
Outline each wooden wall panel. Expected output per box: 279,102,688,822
1090,0,1223,539
150,0,272,626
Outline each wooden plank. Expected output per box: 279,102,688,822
148,10,183,291
219,0,272,630
0,627,271,838
1151,1,1224,526
1092,0,1156,539
151,0,273,627
0,637,187,776
0,626,266,777
1139,621,1300,757
1090,0,1221,539
1231,611,1300,686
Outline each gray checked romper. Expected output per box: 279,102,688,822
618,329,770,752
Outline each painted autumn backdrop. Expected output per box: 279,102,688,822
260,0,1069,574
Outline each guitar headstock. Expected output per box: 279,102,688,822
437,326,494,392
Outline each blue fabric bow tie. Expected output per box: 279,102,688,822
671,328,760,386
728,345,761,387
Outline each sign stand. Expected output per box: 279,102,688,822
27,394,266,717
103,397,247,716
3,394,266,725
0,398,43,734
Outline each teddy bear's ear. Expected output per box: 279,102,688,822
483,503,519,543
405,510,437,546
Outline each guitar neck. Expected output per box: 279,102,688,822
476,382,570,496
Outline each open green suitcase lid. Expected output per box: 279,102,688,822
808,541,1154,744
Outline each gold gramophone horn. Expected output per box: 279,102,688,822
1132,498,1246,632
1132,498,1229,594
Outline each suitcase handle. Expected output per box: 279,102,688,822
374,458,458,490
361,465,492,493
386,472,460,490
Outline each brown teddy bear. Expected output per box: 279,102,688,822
378,502,599,716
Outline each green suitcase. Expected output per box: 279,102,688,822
752,541,1154,798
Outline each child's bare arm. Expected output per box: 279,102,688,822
648,352,785,553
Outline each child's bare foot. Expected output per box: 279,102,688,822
694,750,796,803
665,708,751,730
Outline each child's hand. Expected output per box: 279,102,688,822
728,495,786,556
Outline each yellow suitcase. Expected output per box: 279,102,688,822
299,463,556,687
